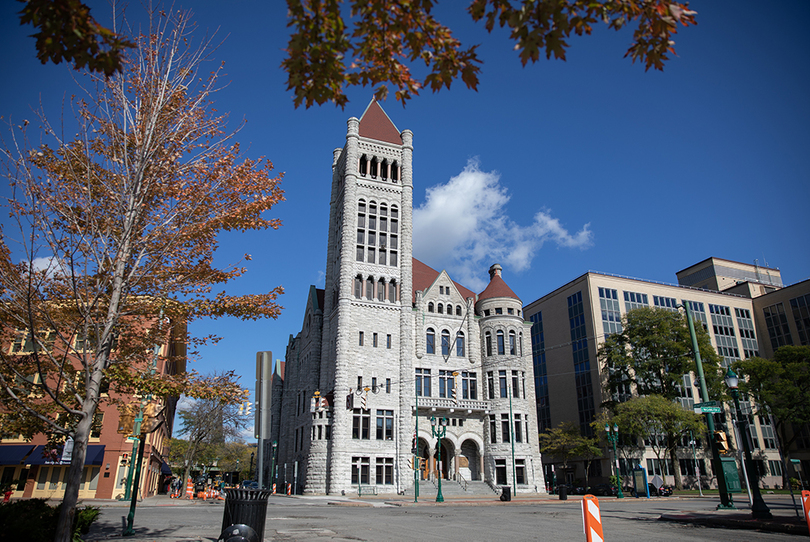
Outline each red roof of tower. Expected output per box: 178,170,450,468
478,273,520,303
359,99,403,145
412,258,476,304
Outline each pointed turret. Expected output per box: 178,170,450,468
358,99,403,145
478,263,520,302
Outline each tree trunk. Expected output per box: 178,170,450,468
669,446,682,489
53,400,95,542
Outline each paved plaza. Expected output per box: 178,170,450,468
76,492,808,541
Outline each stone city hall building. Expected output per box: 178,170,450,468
270,100,544,495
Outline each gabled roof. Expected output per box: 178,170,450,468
412,258,476,303
358,99,402,145
478,272,520,303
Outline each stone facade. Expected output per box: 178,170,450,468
271,100,545,495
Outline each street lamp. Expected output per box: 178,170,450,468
430,416,448,503
605,423,624,498
679,302,734,509
724,368,773,519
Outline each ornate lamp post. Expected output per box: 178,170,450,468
724,368,773,519
605,423,624,498
430,416,448,503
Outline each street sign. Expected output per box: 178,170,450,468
694,401,719,408
694,406,722,413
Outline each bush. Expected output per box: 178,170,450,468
0,499,100,542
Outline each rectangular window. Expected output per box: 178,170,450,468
497,332,505,355
373,333,378,347
359,332,364,346
487,371,495,400
516,459,526,484
375,458,394,485
356,246,364,262
768,460,783,477
514,413,523,442
352,409,370,439
512,370,519,398
499,370,507,398
489,415,497,444
710,304,740,367
351,457,370,484
790,294,810,345
653,296,678,311
623,291,649,312
598,287,622,335
502,414,510,443
462,372,477,400
385,378,391,393
416,368,431,397
386,334,392,349
439,370,454,398
376,410,394,440
763,302,794,350
735,307,759,358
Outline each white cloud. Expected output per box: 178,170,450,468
413,159,592,291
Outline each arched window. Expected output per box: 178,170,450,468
497,331,505,355
441,330,451,356
456,332,465,357
437,303,443,314
428,302,434,313
354,276,362,299
485,332,492,357
426,328,435,354
456,305,462,316
391,161,399,182
359,155,368,176
381,159,389,180
509,331,516,355
388,281,397,303
377,278,385,301
366,277,374,299
370,157,378,178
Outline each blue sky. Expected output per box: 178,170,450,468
2,2,809,406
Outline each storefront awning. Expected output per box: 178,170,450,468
27,444,105,466
0,444,36,465
161,462,172,475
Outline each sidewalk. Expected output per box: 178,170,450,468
659,510,808,536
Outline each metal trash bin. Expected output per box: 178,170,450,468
221,488,272,541
500,486,511,502
558,485,568,501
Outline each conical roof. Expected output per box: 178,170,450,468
358,99,402,145
478,264,520,302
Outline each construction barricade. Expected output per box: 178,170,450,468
582,494,604,542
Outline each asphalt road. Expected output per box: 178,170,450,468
84,494,804,542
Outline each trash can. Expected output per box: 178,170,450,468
221,488,272,541
558,485,568,501
500,486,511,502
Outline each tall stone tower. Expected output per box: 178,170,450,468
272,100,545,496
316,100,414,493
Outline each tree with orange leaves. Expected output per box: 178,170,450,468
19,1,697,109
0,9,283,541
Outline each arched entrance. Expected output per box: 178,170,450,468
437,440,454,480
460,440,480,481
418,439,431,480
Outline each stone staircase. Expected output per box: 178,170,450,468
403,479,500,499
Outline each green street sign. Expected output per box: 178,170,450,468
694,401,719,408
694,406,722,413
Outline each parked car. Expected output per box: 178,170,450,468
587,483,618,496
240,480,259,489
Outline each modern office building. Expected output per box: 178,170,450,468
270,100,544,495
525,257,809,490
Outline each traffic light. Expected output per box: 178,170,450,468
245,401,253,416
714,430,729,452
239,402,244,415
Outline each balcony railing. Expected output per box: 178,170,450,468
415,397,491,412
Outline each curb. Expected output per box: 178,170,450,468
659,513,808,536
